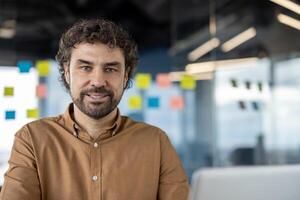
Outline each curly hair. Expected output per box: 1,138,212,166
55,18,138,90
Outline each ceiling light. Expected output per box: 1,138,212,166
185,57,259,74
0,28,15,39
221,27,256,52
169,71,214,81
277,13,300,30
270,0,300,15
186,62,215,74
192,72,214,80
169,71,186,82
188,37,220,61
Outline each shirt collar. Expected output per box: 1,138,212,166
62,103,122,137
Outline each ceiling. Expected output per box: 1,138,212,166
0,0,299,65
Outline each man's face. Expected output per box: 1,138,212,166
64,42,128,119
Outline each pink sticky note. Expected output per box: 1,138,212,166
36,84,47,99
156,73,171,88
170,96,184,110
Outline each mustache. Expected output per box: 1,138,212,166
80,87,113,96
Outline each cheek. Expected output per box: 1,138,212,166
109,81,124,94
69,76,83,95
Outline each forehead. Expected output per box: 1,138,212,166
70,42,125,63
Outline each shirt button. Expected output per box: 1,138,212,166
93,142,98,148
92,175,98,181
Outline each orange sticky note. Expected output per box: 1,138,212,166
36,60,50,77
135,73,151,89
36,84,47,99
156,73,171,88
4,86,14,96
170,96,184,110
180,74,196,90
27,108,40,118
128,96,142,110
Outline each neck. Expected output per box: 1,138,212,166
73,104,117,139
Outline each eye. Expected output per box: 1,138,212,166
80,66,92,72
104,67,117,73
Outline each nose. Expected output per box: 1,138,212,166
90,68,107,87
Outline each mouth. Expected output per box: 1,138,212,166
85,93,110,102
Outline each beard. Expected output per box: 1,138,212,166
72,86,122,119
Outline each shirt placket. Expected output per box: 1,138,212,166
91,139,101,200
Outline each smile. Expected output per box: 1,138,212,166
86,93,110,101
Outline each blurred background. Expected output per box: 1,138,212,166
1,0,300,185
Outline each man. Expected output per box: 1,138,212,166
0,19,189,200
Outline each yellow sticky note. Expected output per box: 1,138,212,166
128,96,142,110
135,73,151,89
36,60,50,77
180,74,196,90
4,87,14,96
27,108,40,118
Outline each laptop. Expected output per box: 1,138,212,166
189,165,300,200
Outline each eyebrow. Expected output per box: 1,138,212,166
76,59,93,65
75,59,122,67
104,61,122,67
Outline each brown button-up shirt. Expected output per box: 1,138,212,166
0,105,189,200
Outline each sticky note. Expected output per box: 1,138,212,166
156,73,171,88
230,79,238,87
128,96,142,110
4,87,14,96
27,108,40,118
257,82,263,92
238,101,246,110
17,60,33,73
252,101,259,111
135,73,151,89
36,60,50,77
170,96,184,110
36,84,47,99
5,110,16,120
245,81,251,90
148,97,160,108
180,74,196,90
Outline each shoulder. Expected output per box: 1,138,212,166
121,115,164,133
15,115,64,139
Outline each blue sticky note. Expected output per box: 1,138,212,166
148,97,160,108
5,110,16,120
17,60,33,73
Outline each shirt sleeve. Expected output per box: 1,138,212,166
158,132,189,200
0,126,41,200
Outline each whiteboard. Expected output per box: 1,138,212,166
0,66,38,185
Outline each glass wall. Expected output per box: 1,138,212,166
272,57,300,164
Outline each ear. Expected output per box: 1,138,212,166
64,63,70,85
123,67,129,88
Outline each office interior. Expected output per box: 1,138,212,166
1,0,300,197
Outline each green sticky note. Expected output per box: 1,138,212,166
180,75,196,90
27,108,40,118
36,60,50,77
135,73,151,89
128,96,142,110
4,87,14,96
